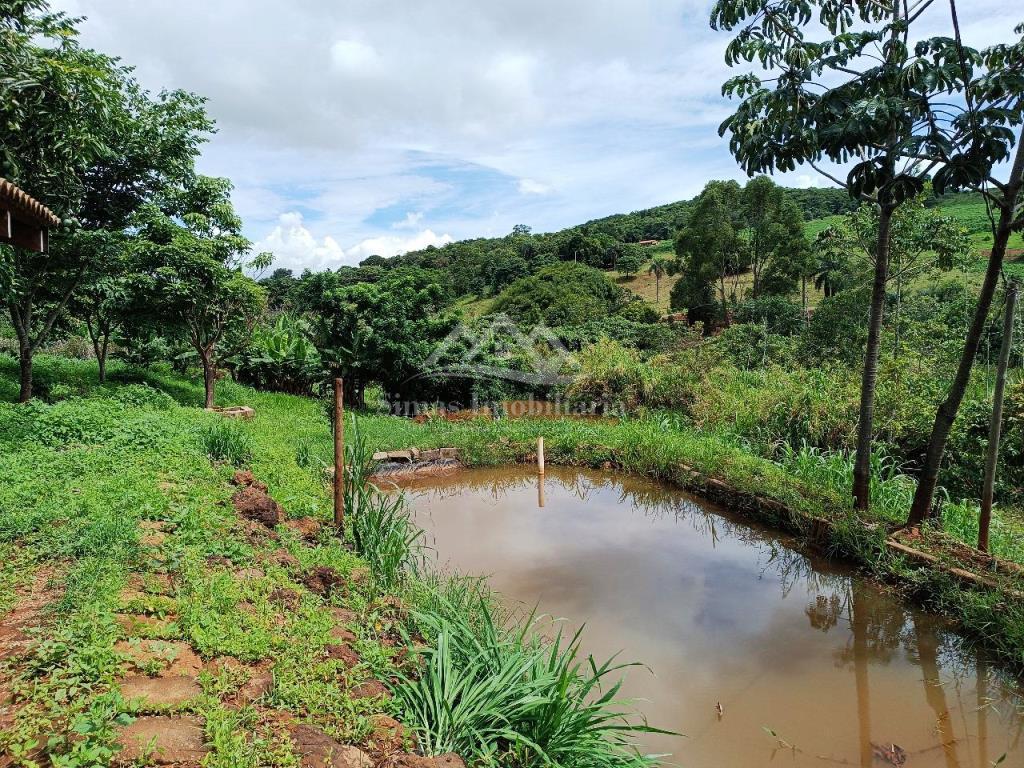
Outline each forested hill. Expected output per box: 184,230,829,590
574,185,859,243
346,184,860,300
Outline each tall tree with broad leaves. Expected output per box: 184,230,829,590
1,0,213,400
307,268,457,409
711,0,983,511
907,21,1024,526
742,176,808,298
67,230,132,384
132,176,267,408
1,1,126,401
674,181,747,327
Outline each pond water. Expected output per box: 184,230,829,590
394,466,1024,767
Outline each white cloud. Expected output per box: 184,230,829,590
256,212,453,272
342,229,454,263
392,211,425,229
54,0,1024,271
255,213,345,272
795,174,822,189
517,178,552,196
330,39,382,75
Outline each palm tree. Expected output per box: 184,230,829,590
811,226,852,299
648,256,670,305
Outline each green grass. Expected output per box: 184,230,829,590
0,358,406,766
0,355,666,767
6,351,1024,762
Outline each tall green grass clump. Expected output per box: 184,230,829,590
395,596,661,767
200,419,254,466
345,416,423,590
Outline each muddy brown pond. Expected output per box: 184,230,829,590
392,466,1024,767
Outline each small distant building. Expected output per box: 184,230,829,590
0,178,60,253
638,239,660,247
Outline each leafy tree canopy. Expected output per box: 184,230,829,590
491,263,626,327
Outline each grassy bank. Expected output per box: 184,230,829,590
0,355,661,768
155,357,1024,666
4,353,1024,767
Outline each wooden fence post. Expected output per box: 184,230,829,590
537,436,545,475
334,377,345,533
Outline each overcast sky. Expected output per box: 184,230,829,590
55,0,1021,273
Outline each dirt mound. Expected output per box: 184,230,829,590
207,657,274,706
231,469,265,490
302,566,344,597
366,714,414,756
284,517,323,541
288,724,372,768
269,586,302,610
350,679,390,701
115,715,209,765
232,485,285,527
324,642,361,667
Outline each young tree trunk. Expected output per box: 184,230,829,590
978,282,1018,553
9,301,34,403
18,342,33,403
893,274,903,358
200,349,217,409
907,141,1024,526
852,204,895,511
97,337,109,385
86,317,111,384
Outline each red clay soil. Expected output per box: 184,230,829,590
302,566,345,597
0,567,62,737
116,638,204,677
0,568,59,663
393,754,466,768
118,675,202,708
3,470,467,768
287,724,373,768
114,715,209,766
284,516,323,541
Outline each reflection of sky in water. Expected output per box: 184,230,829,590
398,466,1024,767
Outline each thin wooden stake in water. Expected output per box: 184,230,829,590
979,282,1018,552
537,436,545,475
334,377,345,534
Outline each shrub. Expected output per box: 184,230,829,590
705,324,797,370
562,339,653,412
556,316,680,353
232,314,323,395
492,263,625,327
800,288,870,364
733,296,805,335
615,300,661,324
